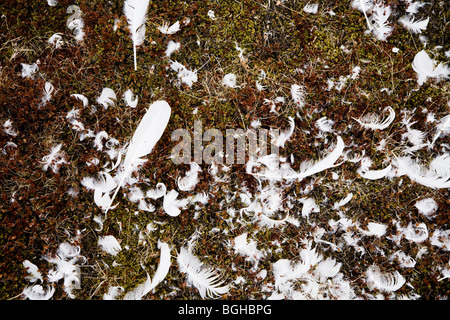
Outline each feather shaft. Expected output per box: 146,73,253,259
105,101,171,214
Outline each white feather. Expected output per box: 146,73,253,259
123,89,138,108
165,40,181,57
158,21,181,35
146,182,167,199
353,106,395,130
366,265,405,292
103,286,124,300
23,260,43,283
105,100,171,214
178,162,202,191
332,193,353,210
70,93,89,107
303,3,319,14
363,222,387,237
296,136,345,180
358,163,393,180
124,0,150,70
39,82,55,108
163,189,189,217
370,3,393,41
415,198,438,219
394,156,450,189
98,235,122,256
96,87,116,109
123,241,171,300
399,15,429,34
291,84,306,107
272,116,295,148
169,60,198,87
22,285,55,300
177,246,229,299
431,114,450,146
412,50,450,86
316,257,341,279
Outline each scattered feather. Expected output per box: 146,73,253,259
66,5,84,41
369,2,393,41
363,222,387,237
178,162,202,191
98,235,122,256
41,143,68,173
430,114,450,146
105,100,171,214
123,241,171,299
303,3,319,14
146,182,167,199
165,40,181,58
123,89,138,108
177,246,229,299
163,189,189,217
158,21,180,35
394,156,450,189
169,61,198,87
222,73,238,88
23,260,43,283
48,33,64,48
353,106,395,130
291,84,306,108
22,285,55,300
21,61,39,79
415,198,438,219
96,87,117,109
70,93,89,107
123,0,150,70
399,15,429,34
296,136,345,180
366,265,405,292
412,50,450,86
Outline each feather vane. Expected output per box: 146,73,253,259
124,0,150,70
105,100,171,214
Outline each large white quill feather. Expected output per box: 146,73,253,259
123,241,171,300
105,100,171,214
124,0,150,70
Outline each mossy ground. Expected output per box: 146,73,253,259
0,0,448,299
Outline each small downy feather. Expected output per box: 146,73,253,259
70,93,89,107
370,3,393,41
177,246,229,299
22,285,55,300
353,106,395,130
291,84,306,108
23,260,43,283
158,21,181,35
412,50,450,86
163,189,189,217
366,265,405,292
123,89,138,108
105,100,171,214
177,162,202,191
98,235,122,256
124,0,150,70
430,114,450,147
123,241,171,300
271,116,295,148
394,156,450,189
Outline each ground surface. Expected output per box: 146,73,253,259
0,0,449,300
